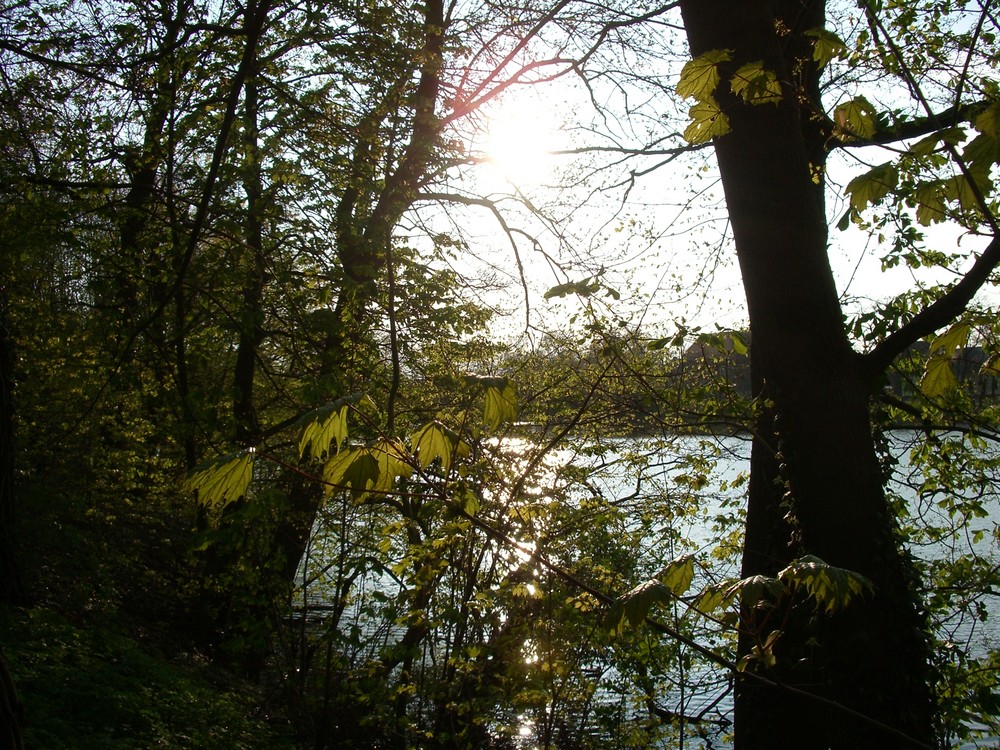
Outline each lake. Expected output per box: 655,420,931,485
296,430,1000,748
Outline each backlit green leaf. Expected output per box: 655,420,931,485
945,174,993,213
684,96,731,145
727,574,786,610
778,555,873,614
676,49,732,101
918,324,969,399
930,322,971,358
914,181,948,225
411,420,467,474
804,28,846,67
730,61,782,105
184,450,254,509
833,97,878,140
920,358,957,397
372,438,414,491
604,579,672,635
659,553,695,596
730,331,749,355
963,131,1000,176
294,394,374,460
321,439,412,500
484,382,518,431
298,403,349,460
845,162,897,212
973,101,1000,139
323,448,378,497
910,127,966,157
690,581,738,618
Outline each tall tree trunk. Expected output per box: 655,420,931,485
233,63,266,449
677,2,934,747
0,647,24,750
0,286,26,607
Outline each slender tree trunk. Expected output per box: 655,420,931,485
0,286,26,749
677,2,934,747
233,63,267,449
0,287,26,607
0,647,24,750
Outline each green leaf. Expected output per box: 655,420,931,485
484,382,518,431
410,421,468,474
459,487,480,516
727,574,786,610
737,629,783,672
690,581,738,618
845,162,898,212
659,553,695,596
914,181,948,225
910,127,966,157
323,448,378,497
731,331,749,355
294,394,374,460
184,450,254,509
730,61,782,105
918,322,969,397
544,282,578,299
372,438,414,490
920,358,957,398
298,403,349,460
929,322,971,358
604,579,672,634
836,208,852,231
804,27,846,67
543,279,600,299
684,96,731,145
777,555,873,614
945,174,993,213
676,49,732,101
463,373,509,390
972,101,1000,139
833,96,878,140
963,131,1000,177
322,439,412,500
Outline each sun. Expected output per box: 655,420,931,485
481,94,561,187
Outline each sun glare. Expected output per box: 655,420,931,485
481,97,561,187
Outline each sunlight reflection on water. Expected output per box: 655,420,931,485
297,431,998,748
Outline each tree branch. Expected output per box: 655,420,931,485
862,235,1000,382
830,101,991,150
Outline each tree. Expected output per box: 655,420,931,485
3,0,999,746
672,1,998,747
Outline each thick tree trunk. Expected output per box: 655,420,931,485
678,2,934,747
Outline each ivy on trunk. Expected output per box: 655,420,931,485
678,1,935,746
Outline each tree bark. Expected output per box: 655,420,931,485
0,286,26,608
677,2,934,747
0,647,24,750
233,56,267,449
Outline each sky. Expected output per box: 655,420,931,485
421,20,999,351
